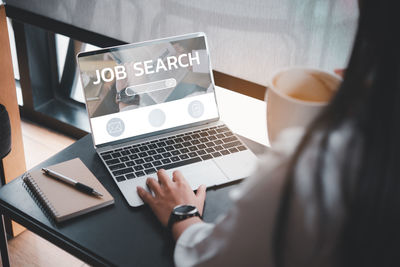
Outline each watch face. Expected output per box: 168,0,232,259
174,205,197,215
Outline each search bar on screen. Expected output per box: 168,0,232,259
125,78,177,96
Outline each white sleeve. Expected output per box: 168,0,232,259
174,128,305,267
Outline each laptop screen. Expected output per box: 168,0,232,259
77,33,219,146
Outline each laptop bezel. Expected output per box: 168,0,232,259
76,32,221,149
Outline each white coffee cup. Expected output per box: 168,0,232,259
266,67,342,144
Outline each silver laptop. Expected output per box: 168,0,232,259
77,32,258,207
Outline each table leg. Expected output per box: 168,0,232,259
0,214,10,267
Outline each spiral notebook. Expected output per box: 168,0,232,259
23,158,114,223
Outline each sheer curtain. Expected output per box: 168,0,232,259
6,0,358,85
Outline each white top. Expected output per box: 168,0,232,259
174,126,352,266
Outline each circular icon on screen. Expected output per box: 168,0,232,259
106,118,125,137
188,100,204,118
148,109,166,127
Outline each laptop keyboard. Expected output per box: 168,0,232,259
99,125,248,182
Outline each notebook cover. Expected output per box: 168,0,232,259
25,158,114,222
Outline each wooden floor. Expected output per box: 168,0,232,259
3,119,89,267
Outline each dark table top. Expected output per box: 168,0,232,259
0,134,267,267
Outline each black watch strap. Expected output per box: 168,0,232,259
167,205,201,231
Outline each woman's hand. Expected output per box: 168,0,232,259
137,169,206,233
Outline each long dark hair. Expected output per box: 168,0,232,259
273,1,400,266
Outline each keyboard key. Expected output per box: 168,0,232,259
208,130,217,135
139,146,148,151
205,147,215,153
158,157,202,171
143,163,152,169
162,158,171,164
183,136,192,141
221,150,230,155
223,136,238,143
135,159,145,164
154,154,162,160
216,127,229,133
216,134,225,139
179,154,189,160
214,140,223,145
138,152,148,157
145,168,157,175
200,132,208,137
224,131,234,137
171,150,181,155
101,151,112,156
134,165,144,171
191,133,200,139
189,146,198,152
130,148,140,153
197,144,206,149
166,140,175,145
171,156,180,162
201,154,213,160
148,150,156,155
191,140,200,145
126,173,136,179
111,152,121,158
126,161,135,167
206,142,214,147
160,137,168,141
208,135,217,141
165,146,174,151
129,154,139,160
135,171,145,177
180,148,189,154
157,142,166,147
121,150,130,156
106,159,119,165
237,145,247,151
199,137,208,143
197,150,206,155
173,144,183,149
144,156,153,162
183,141,191,147
120,156,129,162
148,144,157,149
188,152,197,158
162,152,172,158
212,152,222,158
222,141,242,149
115,148,123,151
174,137,183,143
102,154,112,160
156,148,166,153
113,167,134,176
153,160,162,166
215,145,224,151
109,163,125,170
229,147,239,153
115,176,126,182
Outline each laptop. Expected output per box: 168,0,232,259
77,32,258,207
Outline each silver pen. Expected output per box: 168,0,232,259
42,168,103,197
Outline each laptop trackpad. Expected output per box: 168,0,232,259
164,160,228,189
213,150,258,181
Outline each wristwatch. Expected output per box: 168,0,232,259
116,87,139,104
167,204,202,231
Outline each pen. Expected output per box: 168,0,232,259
42,168,103,197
